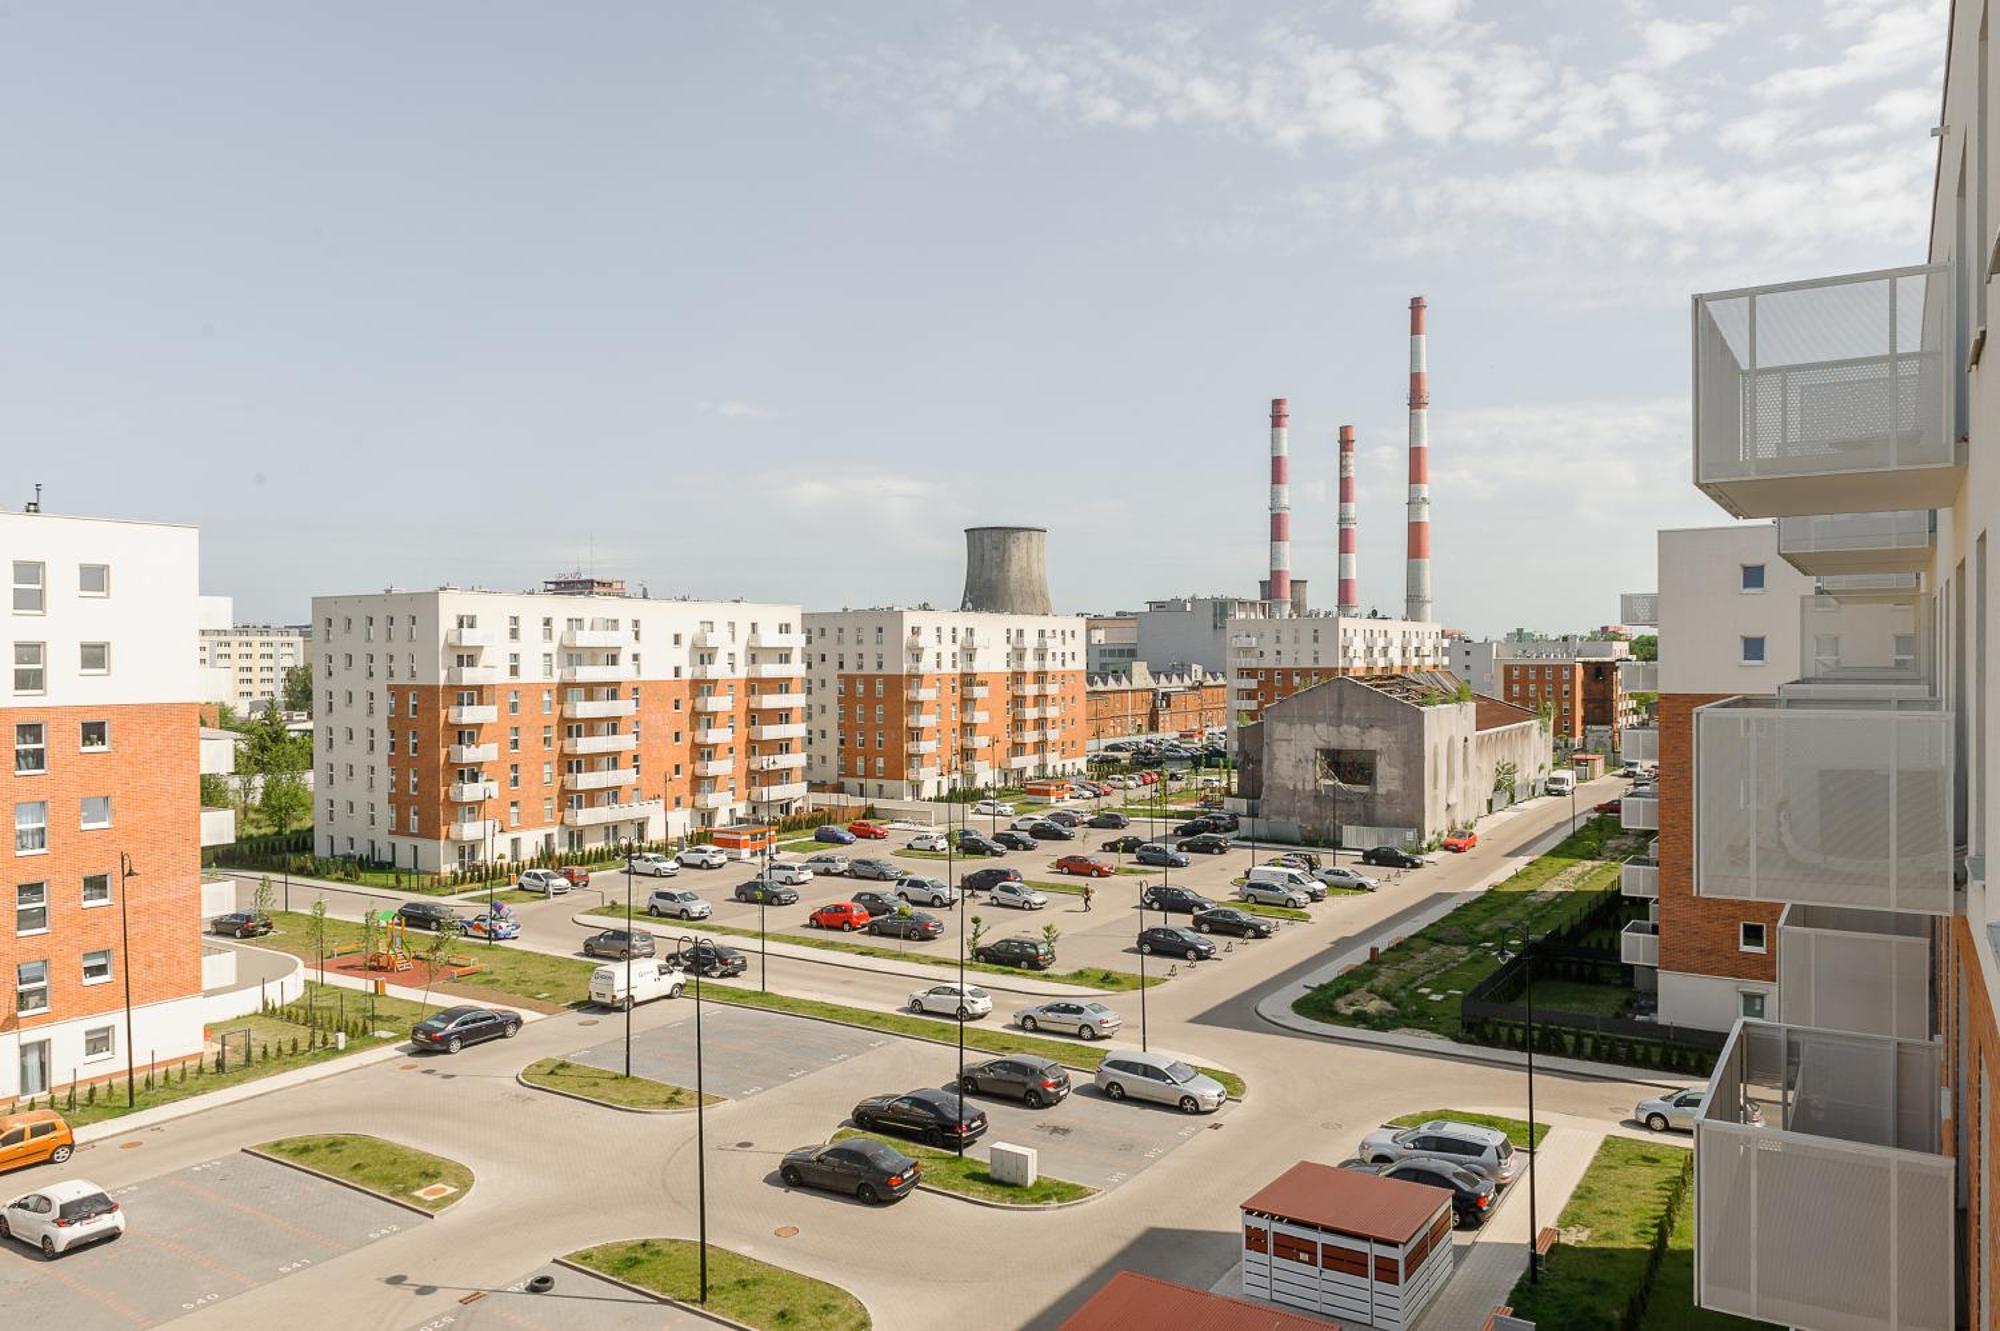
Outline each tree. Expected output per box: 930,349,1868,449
199,772,233,810
252,875,277,920
239,706,309,778
1631,634,1658,662
1493,760,1519,800
1040,921,1062,959
969,914,987,957
304,898,331,987
419,926,456,1016
259,771,310,834
359,910,380,971
281,663,314,715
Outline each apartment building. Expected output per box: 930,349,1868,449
311,587,804,871
1085,614,1139,675
1499,659,1584,742
1224,612,1447,741
802,609,1087,800
198,615,305,713
4,511,232,1100
1084,663,1226,745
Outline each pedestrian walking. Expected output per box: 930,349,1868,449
1082,884,1094,912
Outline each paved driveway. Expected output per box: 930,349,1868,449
403,1261,711,1330
920,1081,1235,1192
565,1002,891,1100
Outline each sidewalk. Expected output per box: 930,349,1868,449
73,1041,413,1146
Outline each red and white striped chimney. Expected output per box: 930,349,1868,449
1268,397,1291,615
1405,297,1432,623
1337,424,1359,617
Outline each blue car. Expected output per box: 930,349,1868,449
815,825,858,845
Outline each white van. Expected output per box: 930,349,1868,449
1241,864,1315,906
1546,771,1574,796
589,959,685,1010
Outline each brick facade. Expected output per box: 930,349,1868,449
1499,661,1585,742
1085,672,1226,744
1655,692,1779,982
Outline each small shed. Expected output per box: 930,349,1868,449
1022,778,1073,803
1570,751,1606,779
1062,1271,1339,1330
710,824,774,859
1241,1161,1454,1329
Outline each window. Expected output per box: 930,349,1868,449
1739,921,1767,954
13,723,45,775
79,720,107,751
81,873,109,907
1739,563,1766,592
1741,636,1766,665
83,1026,114,1060
13,642,45,693
79,641,109,673
81,949,112,985
80,796,111,829
14,802,47,853
15,882,47,934
1739,990,1767,1020
78,564,110,597
15,961,48,1014
11,561,44,613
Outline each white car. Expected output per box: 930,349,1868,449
907,831,950,852
1635,1087,1706,1132
645,888,710,920
990,881,1048,910
971,800,1016,817
1316,866,1379,891
676,846,729,870
896,876,959,907
629,852,680,878
766,863,815,886
907,982,993,1019
515,868,569,895
2,1179,125,1258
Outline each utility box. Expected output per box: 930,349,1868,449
988,1142,1037,1187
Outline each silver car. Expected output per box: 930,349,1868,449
1316,866,1378,892
990,881,1048,910
1355,1119,1520,1185
1015,999,1121,1040
1094,1050,1226,1114
801,853,851,876
895,876,958,907
1635,1087,1706,1132
645,888,710,920
1237,882,1309,908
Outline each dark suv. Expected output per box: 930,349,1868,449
973,935,1056,970
1141,885,1214,914
962,867,1023,893
1361,846,1426,869
396,902,465,933
1175,832,1232,855
954,831,1004,856
1138,925,1215,960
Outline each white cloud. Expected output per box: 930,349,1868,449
700,400,779,419
1758,0,1944,101
1366,0,1470,36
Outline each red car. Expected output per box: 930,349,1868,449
847,821,889,840
1441,830,1478,853
1137,771,1159,785
809,902,871,931
1053,855,1114,878
559,865,592,888
1594,799,1622,815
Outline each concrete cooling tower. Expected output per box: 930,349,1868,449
960,526,1053,615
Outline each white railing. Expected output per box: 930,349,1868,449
449,743,498,762
1620,857,1658,899
446,818,498,841
1621,725,1658,762
694,725,735,745
200,807,236,848
749,722,807,741
561,662,634,684
747,629,801,650
445,627,495,649
1620,592,1658,627
745,662,797,679
1621,795,1658,831
1776,903,1931,1040
907,739,939,755
969,685,991,700
1619,919,1658,966
561,628,631,649
1619,661,1660,693
906,686,940,702
1797,588,1933,686
562,799,662,829
448,704,498,724
566,769,627,791
694,790,735,810
960,733,992,748
449,780,498,802
563,698,636,720
907,712,939,728
755,780,808,800
751,752,806,772
694,759,733,777
694,695,736,713
688,663,731,680
444,665,502,686
750,691,805,709
965,710,991,724
564,733,636,755
1007,754,1038,769
1776,510,1935,576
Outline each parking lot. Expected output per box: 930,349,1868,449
402,1262,715,1331
565,1002,893,1100
0,1152,414,1328
941,1081,1236,1192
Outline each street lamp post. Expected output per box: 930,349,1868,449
673,932,710,1304
950,796,966,1158
623,838,635,1078
1511,934,1542,1284
118,853,139,1107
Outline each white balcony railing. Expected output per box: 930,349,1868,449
1619,661,1660,694
965,710,990,724
446,818,498,842
1006,754,1039,770
1619,919,1658,966
1696,1020,1951,1330
448,704,497,724
694,790,735,810
449,780,498,802
1016,682,1058,697
694,725,735,744
448,742,498,762
561,628,631,649
560,662,634,684
746,629,800,650
200,806,236,848
688,662,731,680
755,780,808,801
694,759,733,777
694,695,735,714
565,769,627,791
562,799,663,829
1798,588,1932,687
445,627,495,649
960,733,992,749
563,698,636,720
1620,854,1659,899
748,722,806,741
907,739,939,755
1621,795,1659,831
1620,592,1659,627
563,733,636,755
968,685,991,700
750,694,805,714
1776,902,1931,1041
1694,263,1959,518
1621,724,1658,763
746,662,798,679
1777,510,1936,577
1694,695,1954,915
751,752,806,772
906,685,940,702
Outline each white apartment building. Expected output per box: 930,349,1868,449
1224,612,1447,742
311,587,804,871
803,608,1088,800
199,619,306,712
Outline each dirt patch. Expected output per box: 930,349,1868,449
1334,990,1398,1018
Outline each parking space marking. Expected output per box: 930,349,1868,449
27,1258,151,1326
127,1229,260,1289
161,1175,349,1250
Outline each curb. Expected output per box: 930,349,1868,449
73,1042,413,1146
240,1144,453,1219
822,1131,1101,1211
1254,1007,1696,1090
549,1256,765,1331
512,1068,706,1116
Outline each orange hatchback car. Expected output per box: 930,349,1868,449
0,1109,75,1174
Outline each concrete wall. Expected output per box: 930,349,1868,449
1657,525,1812,696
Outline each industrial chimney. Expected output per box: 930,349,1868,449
1405,298,1432,623
1268,397,1292,616
961,526,1053,615
1337,424,1359,617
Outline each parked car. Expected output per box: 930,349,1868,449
646,888,711,920
958,1055,1071,1107
464,912,519,940
1094,1050,1227,1114
590,959,684,1009
1238,881,1310,909
395,901,466,933
1342,1158,1496,1226
515,868,570,896
1243,865,1316,905
895,876,958,907
1101,834,1149,854
1593,798,1623,815
1028,820,1076,841
1141,884,1214,914
676,941,748,978
801,852,852,877
209,912,274,938
850,858,905,882
995,830,1039,851
1356,1119,1520,1185
583,927,655,960
1088,811,1130,829
907,982,992,1018
628,852,680,877
766,862,815,886
1173,818,1216,837
780,1138,918,1205
733,880,799,906
677,845,729,869
1044,810,1087,828
847,820,889,840
954,831,1004,856
411,1005,520,1054
989,881,1049,910
1203,810,1241,832
1441,830,1479,853
1052,854,1114,878
1,1179,123,1257
1316,866,1379,892
559,866,592,888
852,1087,989,1147
1360,846,1427,869
1135,843,1190,869
0,1110,73,1175
1175,832,1232,855
1193,907,1275,939
1635,1087,1706,1133
1138,925,1215,960
814,825,858,846
973,935,1055,970
907,831,950,852
1266,850,1323,872
809,902,871,931
961,866,1024,893
850,889,905,918
867,909,943,940
970,800,1016,817
1015,999,1121,1040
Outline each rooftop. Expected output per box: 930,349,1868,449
1060,1271,1340,1331
1240,1159,1448,1243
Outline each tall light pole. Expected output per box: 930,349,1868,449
623,838,634,1077
118,853,139,1107
950,795,966,1158
1509,933,1541,1285
673,932,709,1304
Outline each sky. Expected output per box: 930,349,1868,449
0,0,1950,635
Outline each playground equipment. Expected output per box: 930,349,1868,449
365,911,412,973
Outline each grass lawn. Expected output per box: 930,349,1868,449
258,1133,473,1213
779,837,828,854
259,910,597,1009
1387,1108,1550,1149
568,1238,868,1331
1638,1183,1779,1330
1291,816,1641,1040
521,1057,717,1111
1528,977,1636,1019
832,1129,1095,1206
1020,878,1090,897
894,848,954,862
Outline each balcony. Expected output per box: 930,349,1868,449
694,695,736,714
448,704,498,724
1798,588,1932,687
965,710,990,724
694,790,735,810
444,665,500,686
1693,695,1954,915
906,685,940,702
749,722,806,741
561,628,630,649
694,725,735,745
746,661,798,679
908,738,939,756
747,629,800,650
1017,727,1052,743
1229,634,1260,648
200,806,236,848
1016,682,1058,697
445,627,495,649
1621,849,1659,899
1017,706,1051,720
751,752,806,772
1695,1020,1951,1330
755,780,809,801
1694,264,1960,518
1621,795,1659,831
1777,510,1935,577
449,742,498,762
1619,919,1658,967
1619,661,1660,694
1777,903,1931,1041
906,712,939,729
565,769,627,791
750,691,805,710
1621,725,1658,762
449,780,498,802
1007,754,1038,770
688,662,731,680
694,759,733,778
1620,592,1659,627
960,733,992,749
968,685,990,700
563,733,636,755
562,799,663,829
908,764,941,780
560,662,634,684
446,818,498,842
563,697,636,720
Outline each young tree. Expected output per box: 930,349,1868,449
968,914,987,957
419,926,456,1016
358,909,381,972
252,874,277,920
259,771,310,834
304,898,331,987
281,663,314,714
1040,921,1061,960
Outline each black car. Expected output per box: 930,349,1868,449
411,1005,519,1053
209,912,274,938
734,881,800,905
1027,821,1075,841
583,928,655,960
852,1087,989,1147
955,832,1004,856
867,910,943,941
994,830,1039,851
1101,834,1148,853
1204,810,1241,832
1141,884,1214,914
1345,1158,1495,1225
1176,833,1232,855
959,1055,1071,1108
1138,925,1215,960
962,866,1024,893
849,858,905,882
1361,846,1426,869
676,941,748,977
1135,843,1191,868
852,890,907,919
1044,810,1087,828
972,935,1055,970
1173,819,1214,837
1193,907,1275,939
780,1138,919,1205
1087,812,1130,829
396,901,465,934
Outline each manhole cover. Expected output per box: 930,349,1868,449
774,1226,799,1238
579,1019,601,1027
119,1141,143,1150
400,1062,420,1070
735,1140,755,1149
412,1183,459,1202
